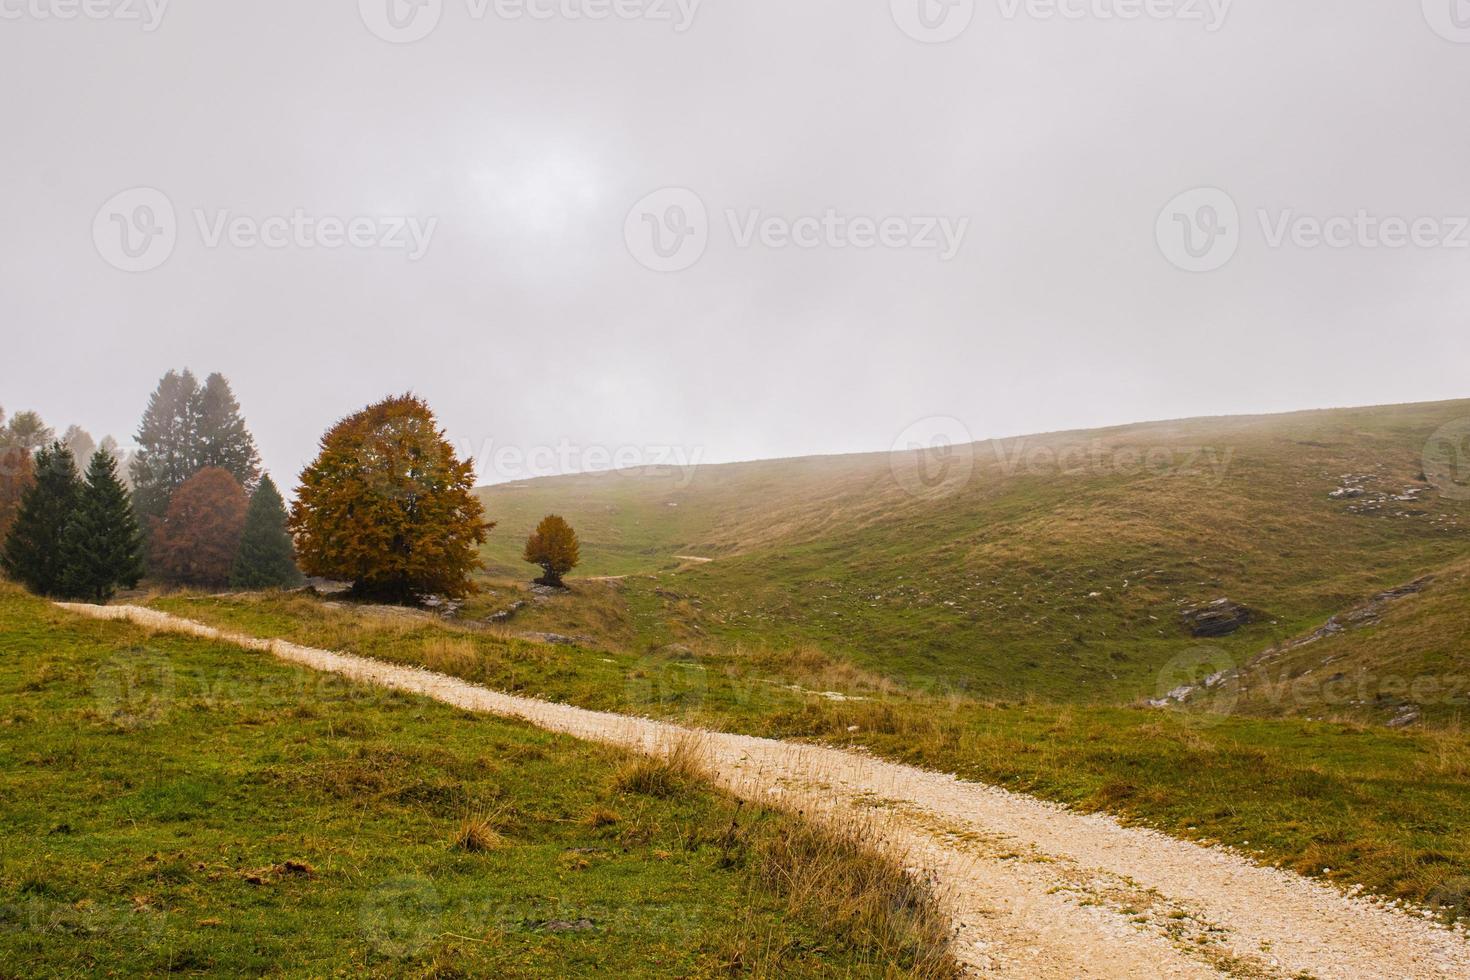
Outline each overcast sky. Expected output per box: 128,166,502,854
3,0,1468,486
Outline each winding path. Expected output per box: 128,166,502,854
57,602,1470,978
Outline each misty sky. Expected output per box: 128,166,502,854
3,0,1468,487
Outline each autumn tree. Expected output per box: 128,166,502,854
289,395,492,603
230,474,302,589
59,451,145,603
1,444,81,596
61,426,96,469
1,410,54,453
150,467,249,587
523,514,580,588
0,445,34,540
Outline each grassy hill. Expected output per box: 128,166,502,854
0,585,956,977
477,400,1470,710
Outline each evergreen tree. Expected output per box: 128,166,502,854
60,451,144,603
198,373,261,491
1,443,81,596
131,369,261,525
130,369,203,523
230,474,302,589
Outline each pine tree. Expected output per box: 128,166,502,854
230,475,302,589
130,369,203,523
59,451,144,603
131,370,262,525
198,373,261,491
1,443,81,596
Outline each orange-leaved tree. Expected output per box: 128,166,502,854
0,445,35,540
151,467,249,587
523,514,580,588
289,395,492,603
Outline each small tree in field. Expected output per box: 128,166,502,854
151,467,249,587
230,474,302,589
289,395,492,603
523,514,580,588
60,451,145,603
1,444,80,595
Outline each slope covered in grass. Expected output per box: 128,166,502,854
147,589,1470,921
0,585,957,977
477,400,1470,700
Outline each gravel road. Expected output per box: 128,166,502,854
57,602,1470,978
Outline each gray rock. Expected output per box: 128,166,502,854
1181,598,1253,637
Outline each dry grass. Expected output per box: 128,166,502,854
452,811,504,852
612,734,707,798
719,814,961,978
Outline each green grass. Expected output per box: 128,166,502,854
0,585,958,977
477,399,1470,701
146,588,1470,922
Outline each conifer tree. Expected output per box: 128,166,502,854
130,369,203,523
1,443,81,596
230,474,302,589
198,373,261,491
131,369,262,524
60,451,144,603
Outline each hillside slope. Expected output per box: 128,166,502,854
476,400,1470,704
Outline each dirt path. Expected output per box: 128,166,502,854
58,603,1470,979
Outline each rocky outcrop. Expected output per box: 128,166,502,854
1181,598,1253,637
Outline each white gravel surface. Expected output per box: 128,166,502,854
57,602,1470,978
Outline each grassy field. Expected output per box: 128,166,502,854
148,588,1470,923
0,584,959,978
478,400,1470,704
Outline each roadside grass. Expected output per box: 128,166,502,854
0,584,959,977
144,589,1470,922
